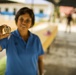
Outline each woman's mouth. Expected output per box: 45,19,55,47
21,25,26,28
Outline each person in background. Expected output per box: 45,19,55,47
0,7,44,75
65,14,72,33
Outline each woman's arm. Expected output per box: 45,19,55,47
0,46,2,52
38,55,44,75
0,25,10,52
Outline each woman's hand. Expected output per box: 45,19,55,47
0,25,11,40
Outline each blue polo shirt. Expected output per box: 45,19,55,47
0,30,44,75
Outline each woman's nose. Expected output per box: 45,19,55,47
22,20,26,24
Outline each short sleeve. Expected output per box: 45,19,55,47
37,37,44,56
0,38,8,51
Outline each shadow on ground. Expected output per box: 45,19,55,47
45,64,76,75
44,31,76,75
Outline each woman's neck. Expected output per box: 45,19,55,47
19,30,29,41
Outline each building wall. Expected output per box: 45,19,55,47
0,3,54,15
0,3,54,21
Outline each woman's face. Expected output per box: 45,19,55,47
16,13,32,32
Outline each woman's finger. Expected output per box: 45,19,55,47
0,34,10,39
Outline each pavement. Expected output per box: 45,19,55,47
44,22,76,75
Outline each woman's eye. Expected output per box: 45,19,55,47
19,18,31,23
25,19,30,23
20,18,23,22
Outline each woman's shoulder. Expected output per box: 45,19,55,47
11,30,19,37
31,32,39,38
30,32,41,41
8,30,18,39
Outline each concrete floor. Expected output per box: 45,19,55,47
0,50,6,59
44,23,76,75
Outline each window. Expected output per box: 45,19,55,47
39,9,43,14
13,8,16,15
5,8,8,12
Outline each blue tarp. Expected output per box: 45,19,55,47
35,13,48,18
0,12,13,15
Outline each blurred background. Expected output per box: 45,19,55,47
0,0,76,75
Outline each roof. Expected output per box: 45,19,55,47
0,0,17,3
0,0,25,3
0,0,50,5
46,0,76,7
25,0,50,5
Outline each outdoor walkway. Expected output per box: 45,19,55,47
44,22,76,75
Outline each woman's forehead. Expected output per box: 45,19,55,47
19,13,31,18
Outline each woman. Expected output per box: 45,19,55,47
0,7,44,75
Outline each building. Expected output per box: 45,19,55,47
0,0,54,21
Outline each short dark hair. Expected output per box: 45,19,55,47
15,7,35,27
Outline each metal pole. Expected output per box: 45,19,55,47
31,0,34,10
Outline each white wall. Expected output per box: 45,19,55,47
0,3,54,21
0,3,26,12
0,3,54,14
